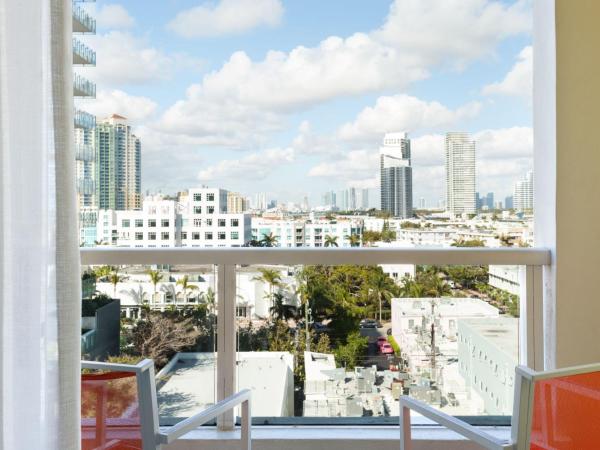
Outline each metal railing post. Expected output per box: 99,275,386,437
217,264,236,430
520,265,545,370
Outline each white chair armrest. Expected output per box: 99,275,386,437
159,389,252,446
400,396,514,450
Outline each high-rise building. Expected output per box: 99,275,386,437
73,1,97,246
380,132,413,218
418,197,426,209
253,192,268,210
322,191,337,209
227,192,248,213
95,115,142,211
445,132,476,215
505,196,514,209
486,193,495,210
513,171,534,211
358,189,369,210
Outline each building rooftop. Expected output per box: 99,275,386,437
459,318,519,361
392,297,500,318
156,352,294,418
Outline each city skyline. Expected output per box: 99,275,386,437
77,0,533,205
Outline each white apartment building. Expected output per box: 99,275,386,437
457,318,518,415
227,191,249,213
181,188,251,247
95,189,251,248
251,218,363,247
513,170,534,211
488,265,520,296
445,132,476,215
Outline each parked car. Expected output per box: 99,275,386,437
379,342,394,355
359,318,379,329
376,336,388,348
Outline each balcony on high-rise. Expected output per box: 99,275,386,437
75,142,94,162
74,108,96,129
72,3,96,34
73,73,96,98
72,38,96,66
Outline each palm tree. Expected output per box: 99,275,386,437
324,235,339,247
146,269,163,304
176,275,199,304
369,271,396,322
94,265,116,281
252,268,283,313
425,274,452,298
347,234,361,247
260,232,278,247
121,284,148,305
269,292,297,321
108,271,127,297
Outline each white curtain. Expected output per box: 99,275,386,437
0,1,81,449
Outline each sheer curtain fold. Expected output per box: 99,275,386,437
0,1,81,449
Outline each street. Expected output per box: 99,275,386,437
360,322,394,370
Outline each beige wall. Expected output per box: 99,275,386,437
542,0,600,367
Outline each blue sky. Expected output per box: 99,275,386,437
78,0,533,207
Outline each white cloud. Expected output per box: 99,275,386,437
157,0,529,148
291,121,337,155
168,0,283,38
482,46,532,98
84,90,157,122
81,32,201,87
197,147,295,181
97,4,135,29
376,0,531,68
474,126,533,159
308,149,378,182
338,95,481,143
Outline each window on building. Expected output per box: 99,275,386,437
161,219,169,227
218,219,226,227
122,219,130,228
181,232,187,240
193,193,201,201
207,206,214,214
193,218,202,227
194,206,202,214
135,219,143,228
161,232,169,240
135,232,143,240
148,219,156,227
148,232,156,240
231,219,239,227
205,232,213,240
206,219,212,226
218,232,226,240
192,232,200,240
231,231,239,240
207,193,215,201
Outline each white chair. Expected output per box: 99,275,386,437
400,362,600,450
81,359,251,450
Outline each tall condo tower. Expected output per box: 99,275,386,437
95,115,142,211
445,132,476,215
73,0,97,245
380,132,413,218
513,170,534,210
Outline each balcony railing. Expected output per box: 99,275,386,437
72,4,96,34
77,177,95,195
74,108,96,129
75,143,94,162
72,37,96,66
80,247,550,428
73,73,96,98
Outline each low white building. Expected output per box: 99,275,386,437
94,189,252,248
157,352,295,418
488,265,520,296
457,318,518,415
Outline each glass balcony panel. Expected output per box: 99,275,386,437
233,263,519,420
72,38,96,66
80,263,218,425
73,73,96,98
74,109,96,129
73,4,96,34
